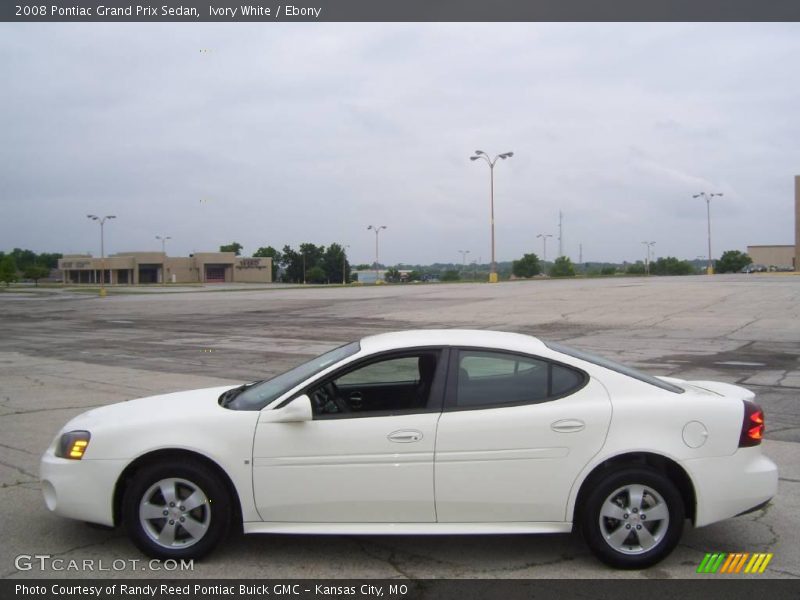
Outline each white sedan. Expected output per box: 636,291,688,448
41,330,777,568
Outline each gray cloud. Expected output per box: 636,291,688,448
1,23,798,264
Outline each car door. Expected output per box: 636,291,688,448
252,348,447,523
434,348,611,523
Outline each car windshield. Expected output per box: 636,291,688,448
545,342,685,394
224,341,361,410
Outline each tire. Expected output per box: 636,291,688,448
581,467,684,569
123,460,231,560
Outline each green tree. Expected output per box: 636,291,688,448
385,267,401,283
305,266,327,284
0,256,18,286
299,243,324,277
441,270,460,282
23,264,50,286
37,252,63,269
220,242,243,256
716,250,752,274
254,246,282,281
322,243,350,284
651,256,694,276
10,248,36,271
280,245,303,283
626,262,646,275
406,270,422,282
549,256,576,277
512,253,541,278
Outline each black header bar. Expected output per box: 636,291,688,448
3,0,800,22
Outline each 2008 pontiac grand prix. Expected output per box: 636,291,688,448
41,330,777,568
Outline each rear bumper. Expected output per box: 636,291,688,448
684,447,778,527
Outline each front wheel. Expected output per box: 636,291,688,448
581,467,684,569
123,460,231,560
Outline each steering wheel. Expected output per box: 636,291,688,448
313,381,350,414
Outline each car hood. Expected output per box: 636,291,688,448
60,385,240,432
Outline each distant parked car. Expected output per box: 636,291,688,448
41,330,777,568
740,264,767,273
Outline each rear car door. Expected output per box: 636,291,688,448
434,348,612,523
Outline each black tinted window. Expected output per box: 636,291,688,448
457,351,549,407
551,364,584,396
455,350,585,409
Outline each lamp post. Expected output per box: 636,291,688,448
156,235,171,285
156,235,171,254
641,241,656,275
87,214,116,297
693,192,723,274
458,249,470,271
367,225,387,283
470,149,513,283
342,244,350,285
537,233,553,263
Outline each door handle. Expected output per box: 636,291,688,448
388,429,423,443
551,419,585,433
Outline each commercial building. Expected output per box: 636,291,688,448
796,174,800,270
58,252,272,285
746,175,799,271
746,245,795,269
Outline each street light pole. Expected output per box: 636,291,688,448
87,214,116,297
342,244,350,285
641,241,656,275
156,235,171,285
156,235,171,254
693,192,723,275
470,150,513,283
536,234,553,263
367,225,387,283
458,249,470,271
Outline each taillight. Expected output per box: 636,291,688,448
739,401,764,447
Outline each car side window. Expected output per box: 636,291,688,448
310,351,441,418
455,350,584,409
337,356,419,386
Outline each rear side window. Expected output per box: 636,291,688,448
454,350,585,409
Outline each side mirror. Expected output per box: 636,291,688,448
262,394,313,423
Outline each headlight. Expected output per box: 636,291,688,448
55,430,92,459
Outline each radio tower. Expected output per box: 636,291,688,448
558,211,564,258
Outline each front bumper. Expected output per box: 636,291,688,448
40,450,128,527
685,446,778,527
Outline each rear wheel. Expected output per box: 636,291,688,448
581,467,684,569
123,460,230,559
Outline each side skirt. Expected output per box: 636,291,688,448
242,522,573,535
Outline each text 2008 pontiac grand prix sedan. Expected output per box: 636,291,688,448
41,330,777,568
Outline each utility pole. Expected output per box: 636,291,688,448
579,243,583,264
558,211,563,258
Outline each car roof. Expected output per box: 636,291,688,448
359,329,549,354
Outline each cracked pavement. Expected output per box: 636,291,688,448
0,274,798,579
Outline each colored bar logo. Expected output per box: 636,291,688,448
697,552,773,574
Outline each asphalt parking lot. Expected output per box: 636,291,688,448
1,275,798,579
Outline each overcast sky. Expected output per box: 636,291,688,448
1,23,799,265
